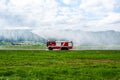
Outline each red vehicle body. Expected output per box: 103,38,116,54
46,40,73,50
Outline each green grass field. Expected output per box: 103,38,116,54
0,42,46,49
1,45,45,49
0,50,120,80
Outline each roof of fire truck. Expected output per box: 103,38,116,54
47,40,73,42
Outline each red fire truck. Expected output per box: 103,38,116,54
46,40,73,50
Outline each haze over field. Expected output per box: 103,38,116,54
0,0,120,46
0,30,45,42
0,29,120,47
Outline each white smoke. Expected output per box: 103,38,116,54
32,29,120,46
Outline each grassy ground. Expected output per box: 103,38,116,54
75,45,120,50
0,45,46,49
1,43,120,50
0,42,46,49
0,50,120,80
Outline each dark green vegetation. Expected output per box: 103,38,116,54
0,42,46,49
1,45,45,49
0,50,120,80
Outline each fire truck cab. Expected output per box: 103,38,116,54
46,40,73,50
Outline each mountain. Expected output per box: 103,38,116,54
0,29,46,43
34,29,120,46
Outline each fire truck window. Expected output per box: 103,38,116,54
56,42,61,46
69,42,72,46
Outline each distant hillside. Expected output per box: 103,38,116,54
0,29,46,43
34,30,120,45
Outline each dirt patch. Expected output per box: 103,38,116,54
55,59,120,65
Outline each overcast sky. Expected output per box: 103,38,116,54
0,0,120,31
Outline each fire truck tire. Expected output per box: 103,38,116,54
48,47,53,50
61,47,69,50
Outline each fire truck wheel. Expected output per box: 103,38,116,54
61,47,68,50
48,47,53,50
